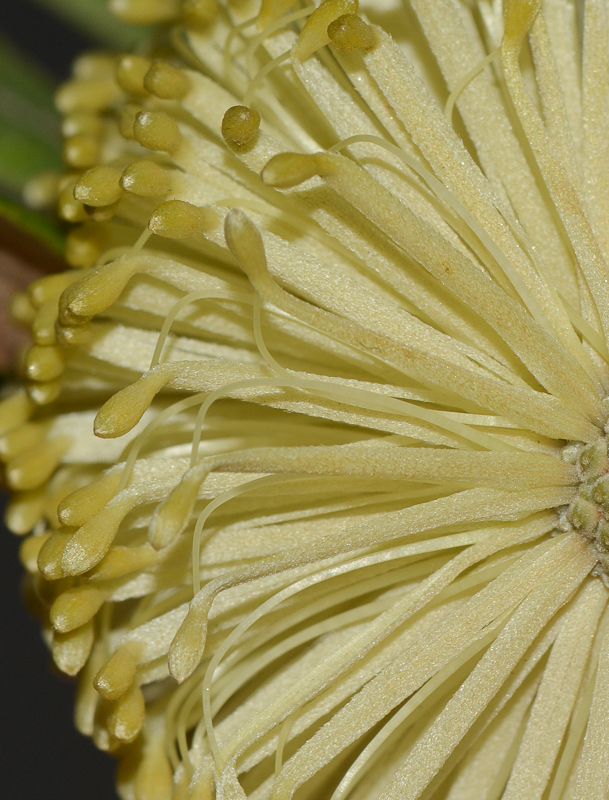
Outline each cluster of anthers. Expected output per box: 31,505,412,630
561,432,609,570
6,0,609,798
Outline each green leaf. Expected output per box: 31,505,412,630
30,0,152,48
0,195,64,255
0,36,62,194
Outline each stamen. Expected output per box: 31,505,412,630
0,390,33,436
116,55,152,96
87,543,158,581
94,642,142,700
182,0,218,27
58,255,154,323
58,177,89,221
0,421,48,461
65,225,108,268
144,61,192,99
133,110,183,154
121,159,174,197
257,0,298,31
19,532,50,572
109,0,181,24
61,491,143,575
50,585,107,634
107,682,145,742
37,530,73,580
294,0,359,62
327,13,377,52
148,199,217,238
74,166,124,207
119,103,143,140
51,621,95,677
5,436,70,491
94,363,181,438
55,77,121,115
221,105,261,147
58,469,123,527
62,112,104,138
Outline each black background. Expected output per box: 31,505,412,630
1,2,119,798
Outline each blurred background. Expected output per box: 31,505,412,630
0,2,140,798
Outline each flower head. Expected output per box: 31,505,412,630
4,0,609,798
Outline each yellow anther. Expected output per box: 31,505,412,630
599,520,609,550
56,77,121,114
65,224,107,268
503,0,543,45
592,475,609,508
0,390,33,437
294,0,358,61
61,493,140,576
0,421,47,461
107,682,145,742
51,620,95,676
6,436,70,491
72,52,117,80
133,110,183,154
31,302,59,346
579,440,609,479
221,105,261,147
119,103,143,140
168,588,215,682
149,462,209,549
88,543,158,581
110,0,181,24
116,55,152,95
149,199,213,238
10,292,36,326
94,363,179,438
58,470,122,527
261,151,329,188
257,0,297,30
23,173,61,209
85,203,120,225
121,159,173,197
62,133,100,170
133,739,174,800
19,533,50,573
50,585,106,633
182,0,218,27
26,379,62,406
567,497,601,535
62,112,104,138
55,324,92,346
59,257,142,323
29,271,81,309
6,489,46,535
94,643,141,700
37,530,72,579
144,61,191,99
327,13,377,51
58,178,89,221
74,165,123,207
25,345,64,382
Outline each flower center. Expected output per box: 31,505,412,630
562,437,609,568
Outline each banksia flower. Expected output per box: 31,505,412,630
6,0,609,797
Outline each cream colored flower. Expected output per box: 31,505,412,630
5,0,609,797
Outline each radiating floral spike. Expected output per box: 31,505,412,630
8,0,609,798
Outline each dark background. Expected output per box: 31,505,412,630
1,2,119,798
